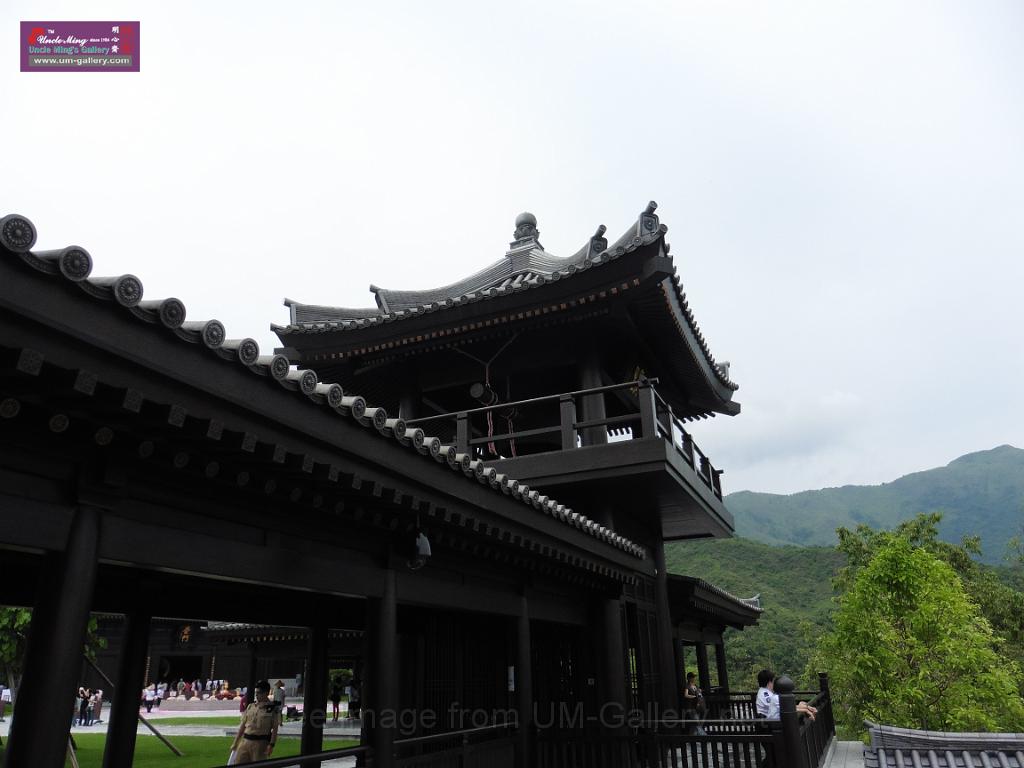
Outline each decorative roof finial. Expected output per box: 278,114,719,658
636,200,661,239
514,212,538,240
505,211,544,253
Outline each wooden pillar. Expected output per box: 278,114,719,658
695,643,711,695
578,344,608,447
370,569,398,768
601,596,629,729
515,593,533,768
102,611,151,768
714,641,729,694
301,622,330,767
652,545,680,717
246,642,259,706
672,636,687,703
6,506,99,768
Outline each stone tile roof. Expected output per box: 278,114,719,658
276,203,738,393
0,213,646,561
864,721,1024,768
683,575,762,613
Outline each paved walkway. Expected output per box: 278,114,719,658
825,740,866,768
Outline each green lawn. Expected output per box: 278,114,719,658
138,716,243,727
0,734,359,767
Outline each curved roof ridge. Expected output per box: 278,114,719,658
275,202,738,398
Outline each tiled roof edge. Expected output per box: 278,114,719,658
0,213,646,563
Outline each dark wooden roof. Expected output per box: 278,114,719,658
667,573,762,629
275,203,739,417
0,213,645,563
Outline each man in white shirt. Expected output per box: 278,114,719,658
755,670,817,721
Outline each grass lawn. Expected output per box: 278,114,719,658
137,716,243,727
0,734,360,767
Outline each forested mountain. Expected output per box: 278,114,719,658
665,538,842,687
667,535,1024,688
727,445,1024,562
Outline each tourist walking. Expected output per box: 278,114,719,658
144,685,157,713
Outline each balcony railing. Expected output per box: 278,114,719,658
406,379,724,500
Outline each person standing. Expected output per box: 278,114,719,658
683,672,707,734
144,685,156,714
330,684,342,722
273,680,286,711
92,689,103,724
77,687,91,726
230,679,281,763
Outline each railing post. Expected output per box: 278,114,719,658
775,676,807,768
712,469,724,499
681,432,695,465
559,395,577,450
638,382,658,439
456,412,469,453
818,672,835,737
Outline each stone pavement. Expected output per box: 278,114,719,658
826,740,867,768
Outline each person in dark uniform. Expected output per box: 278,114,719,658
231,679,281,762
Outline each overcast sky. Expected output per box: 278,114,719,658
3,1,1021,495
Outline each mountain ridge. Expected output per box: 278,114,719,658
727,445,1024,562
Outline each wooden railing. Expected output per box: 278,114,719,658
393,722,515,768
800,676,836,768
207,743,371,768
534,676,835,768
406,378,724,501
535,724,783,768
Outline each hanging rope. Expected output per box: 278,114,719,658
453,334,520,457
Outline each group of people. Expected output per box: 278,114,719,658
681,668,818,734
141,678,244,712
74,687,103,726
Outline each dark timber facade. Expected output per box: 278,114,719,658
0,206,834,768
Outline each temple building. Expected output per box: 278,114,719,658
0,205,834,767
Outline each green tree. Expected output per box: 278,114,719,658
0,607,107,705
835,513,1024,674
813,538,1024,735
0,607,31,702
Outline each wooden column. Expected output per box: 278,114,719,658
6,505,100,768
601,596,629,729
246,642,259,706
695,643,711,695
370,569,398,768
102,611,151,768
652,545,680,716
515,593,533,768
714,641,729,694
672,636,687,704
578,344,608,447
301,622,330,767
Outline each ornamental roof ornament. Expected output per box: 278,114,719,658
508,211,542,252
